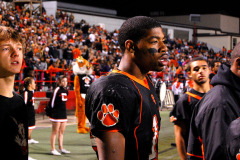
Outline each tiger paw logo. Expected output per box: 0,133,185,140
237,152,240,160
97,103,119,127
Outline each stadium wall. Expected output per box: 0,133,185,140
42,1,125,32
198,35,240,52
156,14,240,51
161,25,193,41
42,1,57,17
155,14,240,34
71,13,125,32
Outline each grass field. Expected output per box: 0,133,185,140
29,110,180,160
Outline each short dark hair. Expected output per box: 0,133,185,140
211,60,221,68
187,57,208,72
118,16,162,53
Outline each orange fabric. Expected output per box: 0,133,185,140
199,137,205,160
169,59,179,67
237,153,240,160
176,82,181,89
131,80,143,158
111,70,150,90
72,48,81,59
21,59,25,70
186,92,202,102
69,39,75,43
156,72,163,78
187,152,203,159
33,47,39,55
187,80,194,89
47,65,63,77
176,69,183,75
97,129,121,132
74,75,89,133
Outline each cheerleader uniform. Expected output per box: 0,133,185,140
49,86,68,122
22,90,36,129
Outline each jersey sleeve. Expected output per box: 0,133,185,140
51,87,60,108
187,106,203,160
197,105,230,160
170,95,190,122
86,83,138,137
22,91,28,105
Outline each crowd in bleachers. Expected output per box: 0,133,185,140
0,2,233,91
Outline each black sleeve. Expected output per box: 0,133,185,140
198,104,230,160
86,84,138,138
225,118,240,160
170,95,190,122
63,49,67,59
187,105,203,160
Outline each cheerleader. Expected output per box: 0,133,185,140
49,75,70,155
20,77,39,144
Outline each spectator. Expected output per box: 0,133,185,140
72,44,81,59
63,44,73,66
187,42,240,160
58,43,64,59
82,45,89,60
209,60,221,81
36,57,48,70
49,43,60,61
0,4,232,93
89,31,96,43
46,61,64,88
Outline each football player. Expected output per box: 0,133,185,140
169,57,211,160
187,43,240,159
86,16,168,160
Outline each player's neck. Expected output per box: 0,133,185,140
118,54,146,80
0,75,15,97
27,87,34,91
193,81,211,93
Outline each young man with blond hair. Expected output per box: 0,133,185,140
0,26,28,159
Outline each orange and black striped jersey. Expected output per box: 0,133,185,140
86,69,161,160
170,89,205,149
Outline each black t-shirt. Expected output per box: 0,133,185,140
0,92,28,160
170,89,205,149
86,70,161,160
78,74,93,94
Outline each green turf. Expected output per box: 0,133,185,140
29,110,180,160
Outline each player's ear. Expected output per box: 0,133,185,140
208,67,211,74
236,58,240,70
231,57,240,78
125,40,135,53
187,64,192,78
188,70,192,78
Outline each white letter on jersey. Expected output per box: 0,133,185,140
149,115,159,159
61,93,68,101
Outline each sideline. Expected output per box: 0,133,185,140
35,111,82,129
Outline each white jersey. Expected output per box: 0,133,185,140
171,81,184,95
